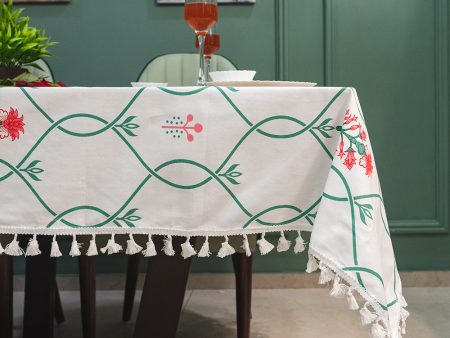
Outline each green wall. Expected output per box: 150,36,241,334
12,0,450,273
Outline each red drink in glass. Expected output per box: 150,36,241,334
184,2,218,32
195,33,220,58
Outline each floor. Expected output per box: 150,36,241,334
12,288,450,338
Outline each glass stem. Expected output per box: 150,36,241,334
197,33,206,86
205,57,211,82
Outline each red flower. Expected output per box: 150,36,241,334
337,139,345,159
344,109,358,125
350,124,361,130
343,150,356,170
359,153,374,177
360,129,367,141
0,107,25,141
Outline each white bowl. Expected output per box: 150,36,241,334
130,82,168,87
209,70,256,82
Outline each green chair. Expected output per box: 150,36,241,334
136,53,237,85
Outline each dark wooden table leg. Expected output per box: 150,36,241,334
232,253,253,338
79,255,96,338
123,254,140,322
54,281,65,324
23,236,56,338
133,236,195,338
0,255,13,338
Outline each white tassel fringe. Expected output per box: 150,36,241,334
371,320,387,338
257,233,274,255
242,234,252,257
217,236,235,258
100,234,122,255
318,263,334,284
50,235,63,257
0,241,4,255
69,235,82,257
360,302,378,325
346,287,359,310
126,234,143,255
26,234,41,256
5,234,23,256
162,235,175,256
180,237,197,259
142,235,157,257
294,231,306,253
198,236,211,257
277,231,291,252
306,254,319,273
329,276,346,298
86,234,98,256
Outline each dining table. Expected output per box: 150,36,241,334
0,85,408,338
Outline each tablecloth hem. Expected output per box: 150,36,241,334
308,246,407,338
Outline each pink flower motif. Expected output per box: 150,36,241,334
343,150,356,170
337,139,345,159
0,107,25,141
360,129,367,141
344,109,358,125
162,114,203,142
359,153,374,177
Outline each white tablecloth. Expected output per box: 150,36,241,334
0,86,407,337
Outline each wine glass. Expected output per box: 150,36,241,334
184,0,218,86
195,28,220,82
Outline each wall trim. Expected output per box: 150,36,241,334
324,0,450,235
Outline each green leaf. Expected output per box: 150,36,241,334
225,164,239,174
363,208,373,220
321,125,334,131
318,129,331,138
225,176,240,185
318,118,332,128
29,167,44,174
228,171,242,178
122,116,136,124
123,208,138,218
24,159,41,170
357,143,366,156
121,127,137,137
359,207,367,225
125,123,139,130
123,220,135,228
126,215,141,222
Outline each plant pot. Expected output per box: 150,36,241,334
0,67,26,80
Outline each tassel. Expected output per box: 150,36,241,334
198,236,211,257
346,287,359,310
0,241,4,255
142,234,157,257
162,235,175,256
257,233,274,255
86,234,98,256
26,234,41,256
294,231,306,253
400,307,410,334
69,235,82,257
217,236,236,258
305,254,319,273
50,235,63,257
180,237,196,259
329,276,346,298
277,231,291,252
101,234,123,255
5,234,23,256
360,302,378,325
371,320,387,338
242,234,252,257
318,264,334,284
126,234,143,255
399,295,408,307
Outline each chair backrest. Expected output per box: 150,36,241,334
24,59,54,82
137,53,237,86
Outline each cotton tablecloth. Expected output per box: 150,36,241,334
0,86,407,337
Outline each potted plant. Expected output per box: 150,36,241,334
0,0,56,84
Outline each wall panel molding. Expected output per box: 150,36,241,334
324,0,449,235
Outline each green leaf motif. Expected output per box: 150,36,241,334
20,159,44,181
116,116,139,137
116,208,141,227
219,164,242,185
357,142,366,156
355,202,373,225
